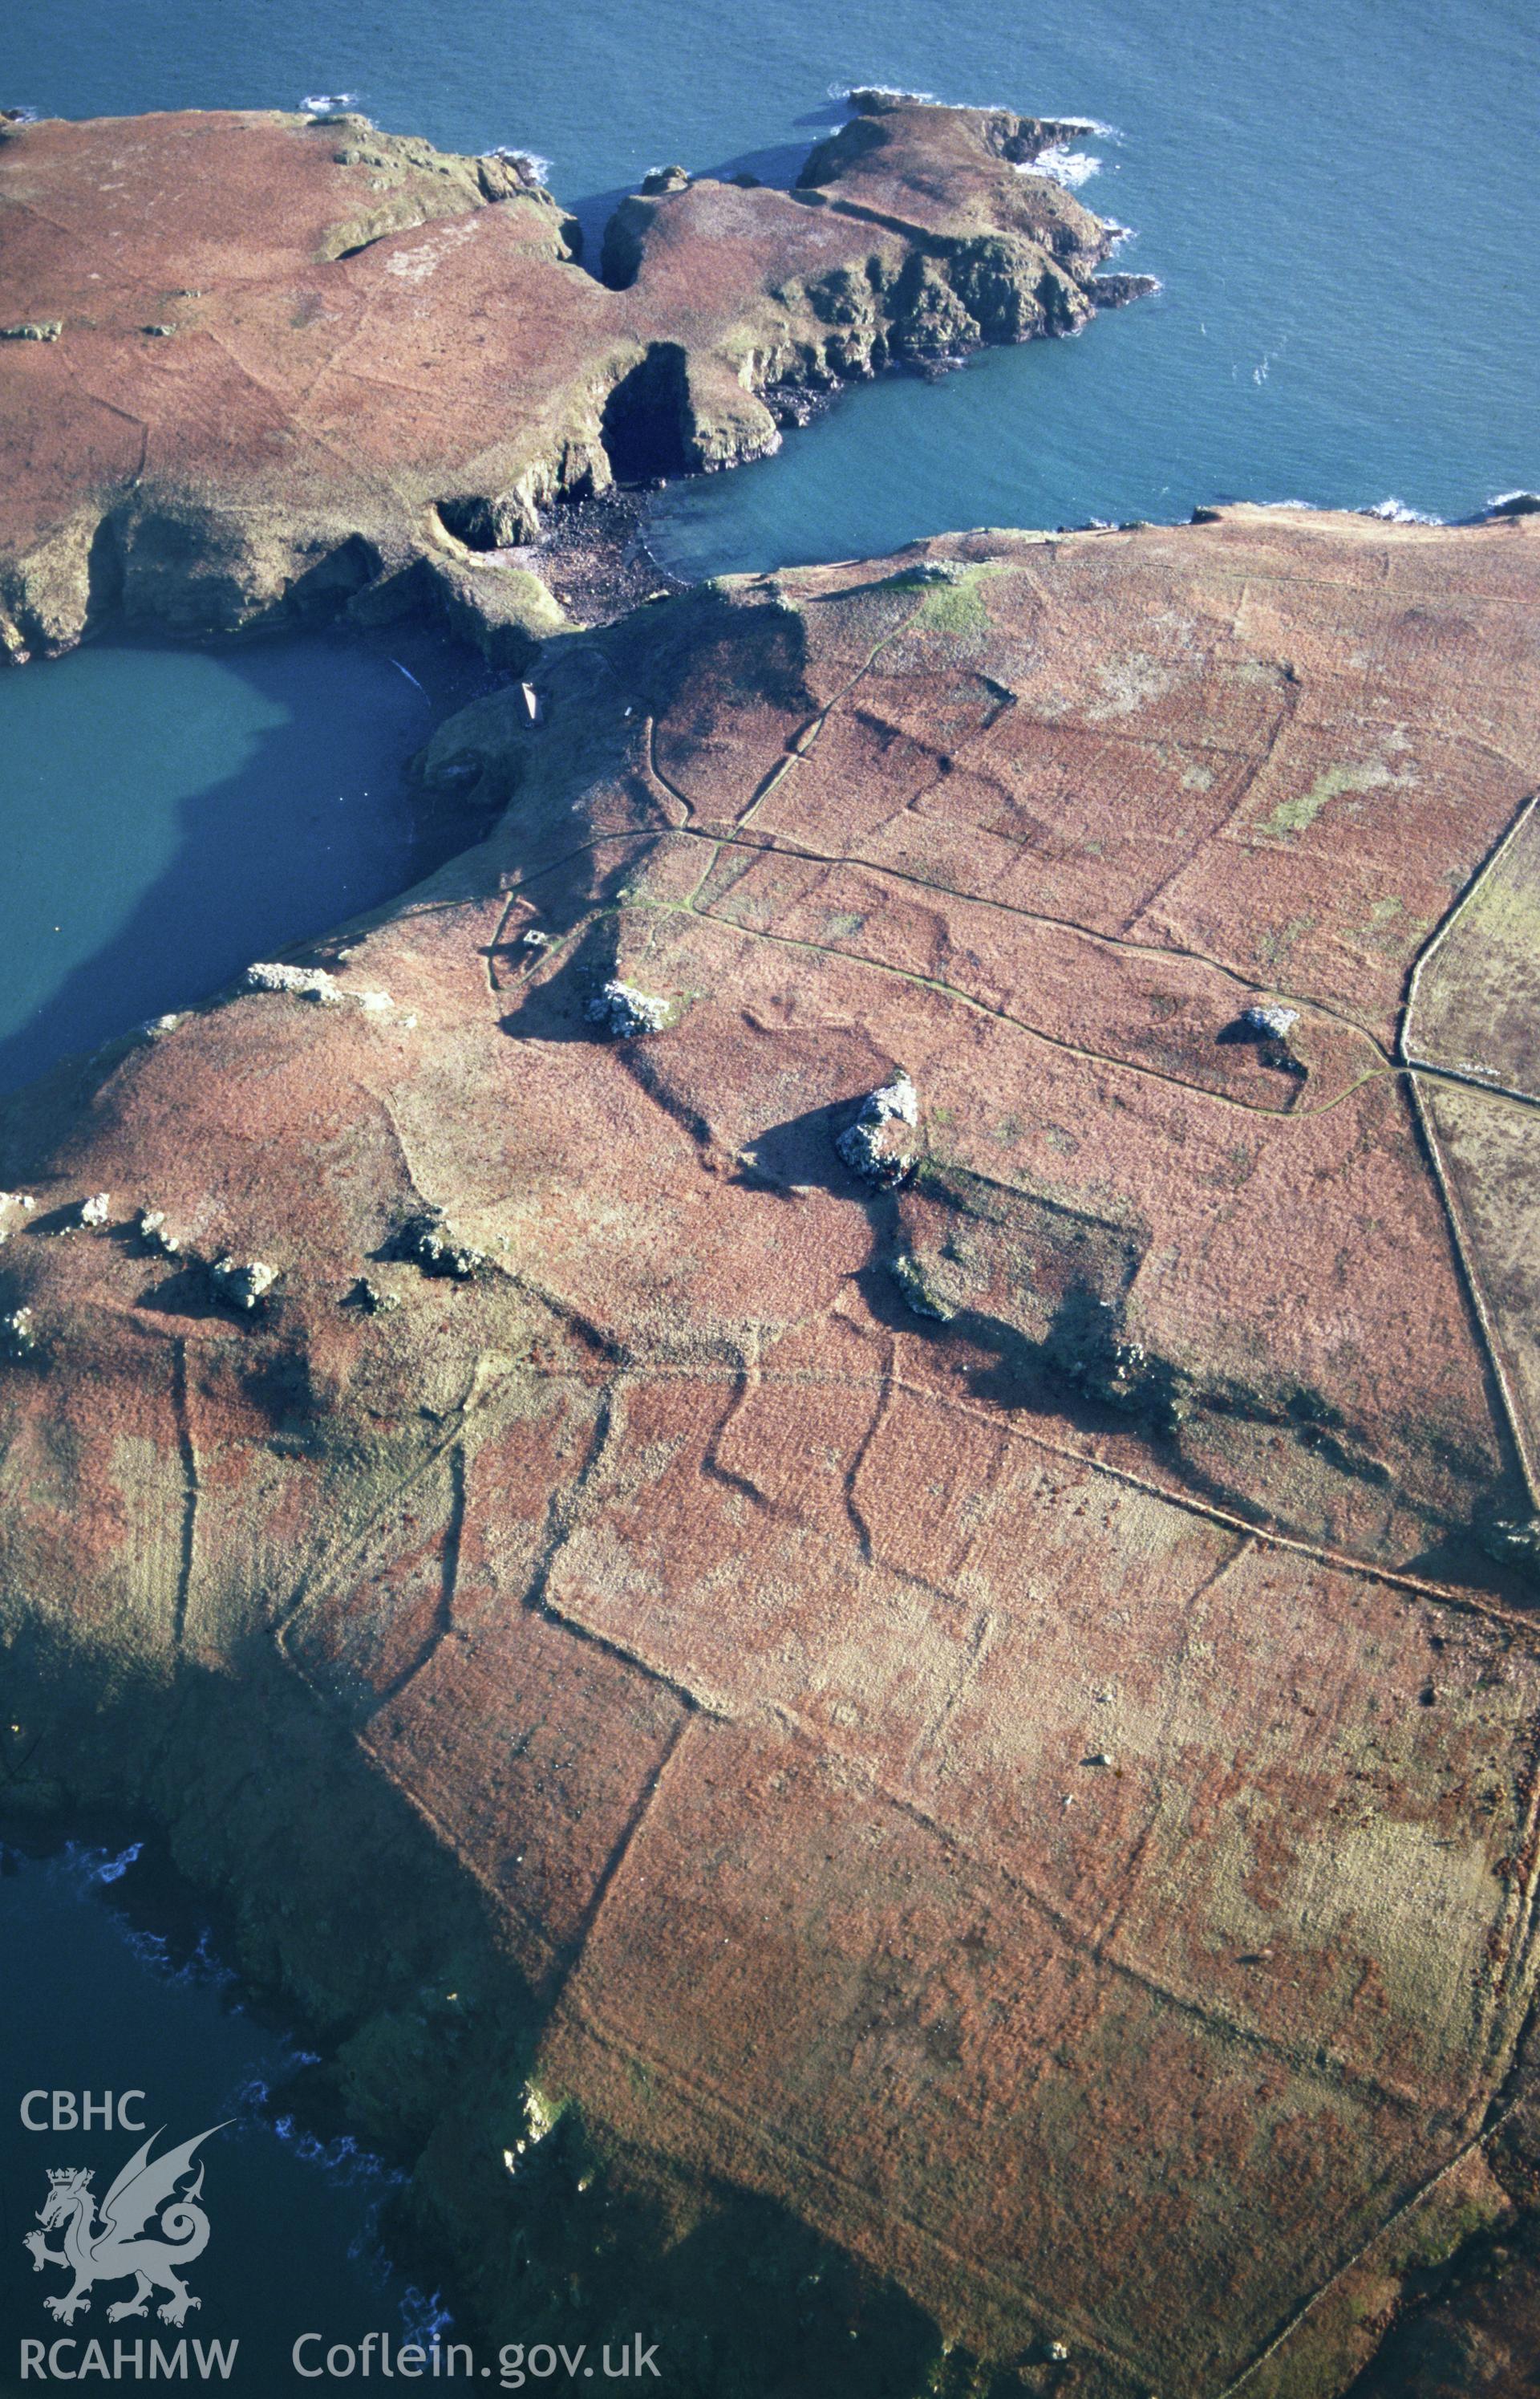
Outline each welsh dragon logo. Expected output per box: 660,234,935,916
24,2122,229,2327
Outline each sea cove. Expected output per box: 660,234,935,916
1,0,1536,1077
0,0,1526,1074
0,629,488,1089
2,6,1540,2394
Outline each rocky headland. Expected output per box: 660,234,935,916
0,90,1150,664
5,496,1540,2394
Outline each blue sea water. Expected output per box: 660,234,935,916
0,0,1535,1084
0,627,487,1092
7,0,1538,550
0,1838,444,2388
0,0,1535,2348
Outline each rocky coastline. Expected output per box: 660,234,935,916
0,89,1152,668
4,485,1540,2393
6,67,1540,2399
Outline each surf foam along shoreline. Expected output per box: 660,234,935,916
488,142,553,185
6,506,1540,2399
1016,140,1101,186
8,1829,455,2347
0,88,1153,667
832,79,1121,135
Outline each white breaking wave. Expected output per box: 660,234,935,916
63,1839,143,1886
831,80,936,104
1489,489,1540,510
1018,144,1101,189
1366,497,1443,525
402,2291,455,2348
831,82,1119,138
489,144,553,183
129,1922,238,1991
302,91,359,113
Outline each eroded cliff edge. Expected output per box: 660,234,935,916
5,509,1540,2395
0,91,1149,664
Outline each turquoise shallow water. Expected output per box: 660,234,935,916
0,627,485,1090
1,0,1535,1083
0,0,1536,2352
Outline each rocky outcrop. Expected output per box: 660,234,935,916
796,89,1142,339
5,509,1540,2395
0,94,1148,663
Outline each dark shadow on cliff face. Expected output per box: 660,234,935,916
563,185,638,280
562,85,847,270
0,1628,987,2399
424,2107,967,2399
0,624,496,1098
699,140,818,189
0,1818,448,2362
600,345,694,483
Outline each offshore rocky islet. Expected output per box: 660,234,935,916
1,79,1538,2399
